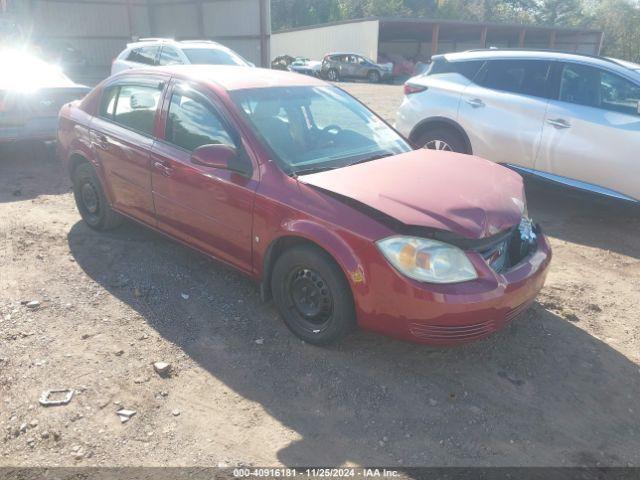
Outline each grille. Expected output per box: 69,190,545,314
409,319,496,342
409,301,532,342
478,219,538,273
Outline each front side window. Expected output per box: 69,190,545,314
127,46,159,65
559,63,640,115
182,48,247,66
158,46,183,66
112,84,162,135
231,86,411,175
477,60,552,98
165,89,235,152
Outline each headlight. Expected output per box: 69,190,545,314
377,236,477,284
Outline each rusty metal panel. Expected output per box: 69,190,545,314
152,3,200,38
202,0,261,37
31,1,130,37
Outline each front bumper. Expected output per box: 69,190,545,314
354,232,552,345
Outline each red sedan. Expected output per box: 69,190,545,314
57,66,551,346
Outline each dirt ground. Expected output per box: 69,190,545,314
1,82,639,468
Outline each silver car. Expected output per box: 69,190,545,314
395,50,640,203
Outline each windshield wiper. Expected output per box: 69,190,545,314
290,165,339,177
345,152,394,167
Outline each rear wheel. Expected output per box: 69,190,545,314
271,244,356,345
415,127,467,153
72,162,123,230
367,70,381,83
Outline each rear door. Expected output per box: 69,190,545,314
458,59,552,167
535,62,640,201
90,77,166,225
150,80,258,272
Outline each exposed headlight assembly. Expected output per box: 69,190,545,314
376,236,478,284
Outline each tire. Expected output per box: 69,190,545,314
271,244,356,345
367,70,381,83
326,68,339,82
72,162,123,230
415,127,468,153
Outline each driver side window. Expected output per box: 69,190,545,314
166,90,234,152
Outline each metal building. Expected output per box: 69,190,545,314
2,0,270,71
271,17,603,63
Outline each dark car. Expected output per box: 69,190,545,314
0,50,90,149
321,53,393,83
57,65,550,346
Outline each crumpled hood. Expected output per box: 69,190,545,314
298,149,525,239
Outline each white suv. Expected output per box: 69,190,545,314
395,50,640,203
111,39,252,75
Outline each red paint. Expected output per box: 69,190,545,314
58,66,552,346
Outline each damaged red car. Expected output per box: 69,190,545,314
57,66,551,346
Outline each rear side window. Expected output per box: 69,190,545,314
99,86,118,118
428,59,483,81
165,90,235,151
476,60,552,98
112,84,162,135
158,46,182,66
559,63,640,116
126,46,159,65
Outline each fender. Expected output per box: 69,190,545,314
409,115,473,154
260,219,368,301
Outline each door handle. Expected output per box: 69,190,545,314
94,133,109,150
546,118,571,129
465,98,485,108
153,161,173,177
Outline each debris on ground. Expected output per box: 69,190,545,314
39,389,74,407
153,361,171,377
116,408,137,423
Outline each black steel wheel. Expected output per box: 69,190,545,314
271,244,356,345
72,162,123,230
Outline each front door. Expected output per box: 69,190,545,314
457,59,551,168
535,62,640,201
90,81,165,225
150,81,258,272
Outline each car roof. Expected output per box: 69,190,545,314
126,39,225,50
440,49,640,76
138,65,327,90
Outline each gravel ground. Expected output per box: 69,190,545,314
1,82,639,468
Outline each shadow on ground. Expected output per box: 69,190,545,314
0,144,69,203
67,219,640,467
525,176,640,259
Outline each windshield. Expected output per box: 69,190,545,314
230,86,411,175
182,47,248,66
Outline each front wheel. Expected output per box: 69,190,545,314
271,245,356,345
367,70,381,83
415,128,467,154
326,68,339,82
72,162,123,230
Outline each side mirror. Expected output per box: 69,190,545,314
191,144,237,170
130,92,155,110
637,100,640,115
